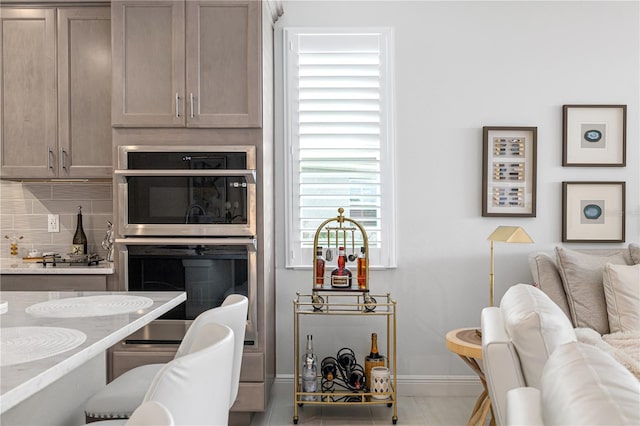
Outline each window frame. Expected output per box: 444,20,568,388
283,27,397,269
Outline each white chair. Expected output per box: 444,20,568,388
89,323,233,426
85,294,248,421
125,401,173,426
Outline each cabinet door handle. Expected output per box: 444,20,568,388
47,147,53,170
190,93,195,119
61,149,67,170
175,93,180,118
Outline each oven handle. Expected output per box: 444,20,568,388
114,237,257,252
114,169,256,184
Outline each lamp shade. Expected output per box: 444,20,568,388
487,226,534,244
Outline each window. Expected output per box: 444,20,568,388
284,28,396,268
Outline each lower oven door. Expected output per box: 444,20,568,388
117,237,257,345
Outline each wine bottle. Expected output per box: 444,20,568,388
72,206,88,255
364,333,385,392
315,246,325,287
301,335,317,401
357,246,367,289
321,357,338,381
330,246,352,288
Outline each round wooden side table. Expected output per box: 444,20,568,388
445,328,494,426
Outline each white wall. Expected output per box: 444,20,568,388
273,0,639,386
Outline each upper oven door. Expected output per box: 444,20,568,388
115,145,256,237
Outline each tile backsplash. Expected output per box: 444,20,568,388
0,180,113,259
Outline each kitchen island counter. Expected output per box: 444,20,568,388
0,291,186,425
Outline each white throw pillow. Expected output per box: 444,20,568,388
541,342,640,426
603,263,640,333
630,243,640,265
555,247,629,335
500,284,576,389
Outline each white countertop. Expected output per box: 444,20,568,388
0,291,186,413
0,260,114,274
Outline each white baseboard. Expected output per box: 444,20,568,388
274,374,482,397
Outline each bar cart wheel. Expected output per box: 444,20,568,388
387,402,393,407
293,416,299,424
392,415,398,424
297,403,303,407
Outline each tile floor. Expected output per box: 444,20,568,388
250,382,481,426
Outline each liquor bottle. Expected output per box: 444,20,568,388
357,246,367,289
364,333,385,392
72,206,88,255
330,246,352,287
301,335,317,401
315,246,325,287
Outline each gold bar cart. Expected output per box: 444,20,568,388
292,209,398,424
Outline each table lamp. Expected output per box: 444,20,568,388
487,226,533,307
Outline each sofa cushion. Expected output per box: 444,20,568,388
555,247,629,335
528,252,571,319
500,284,576,389
603,263,640,333
630,243,640,264
541,342,640,426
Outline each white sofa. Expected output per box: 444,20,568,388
482,244,640,426
480,284,577,426
506,341,640,425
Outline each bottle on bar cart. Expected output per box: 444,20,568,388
357,246,367,289
315,246,325,287
301,335,317,401
330,246,352,288
364,332,385,392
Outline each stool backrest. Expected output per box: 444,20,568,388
144,323,234,425
176,294,248,406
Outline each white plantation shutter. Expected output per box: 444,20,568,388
284,28,396,268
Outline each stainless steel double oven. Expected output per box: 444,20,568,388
114,145,257,345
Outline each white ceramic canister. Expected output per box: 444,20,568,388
370,366,391,399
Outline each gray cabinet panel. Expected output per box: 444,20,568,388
111,0,185,127
112,0,260,128
58,7,112,178
0,8,57,178
1,6,112,179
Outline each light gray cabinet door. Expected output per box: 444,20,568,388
58,8,112,178
111,0,185,127
0,8,57,178
185,0,261,128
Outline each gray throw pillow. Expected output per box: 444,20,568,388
555,247,629,334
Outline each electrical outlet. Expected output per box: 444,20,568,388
48,214,60,233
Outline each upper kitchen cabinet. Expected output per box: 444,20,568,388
0,7,112,179
58,8,112,178
0,8,56,178
112,0,261,128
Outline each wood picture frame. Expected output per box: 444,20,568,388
482,126,537,217
562,105,627,166
562,181,626,243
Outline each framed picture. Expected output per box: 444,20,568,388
562,105,626,166
482,126,537,217
562,181,626,243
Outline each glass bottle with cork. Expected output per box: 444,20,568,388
364,332,385,392
301,334,317,401
330,246,352,287
72,205,88,255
